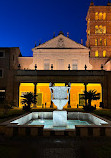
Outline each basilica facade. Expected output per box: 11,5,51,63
0,2,111,109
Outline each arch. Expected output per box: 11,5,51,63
95,50,99,57
99,25,103,33
99,12,103,20
95,25,99,33
103,13,106,20
100,39,102,45
95,12,98,20
103,26,106,33
104,39,107,46
95,39,98,46
103,50,106,57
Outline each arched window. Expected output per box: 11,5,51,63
103,26,106,33
103,50,106,57
99,25,103,33
99,12,103,20
95,39,98,46
100,39,102,45
95,12,98,20
104,39,107,46
95,25,99,33
103,13,106,20
95,50,99,57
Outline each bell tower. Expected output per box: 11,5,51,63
86,1,111,69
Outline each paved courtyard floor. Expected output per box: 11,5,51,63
0,135,111,158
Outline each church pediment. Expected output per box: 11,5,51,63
33,34,88,50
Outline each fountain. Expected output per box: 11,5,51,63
49,82,71,127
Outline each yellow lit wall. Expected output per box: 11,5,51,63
87,83,102,108
68,83,85,108
19,83,34,108
37,83,51,108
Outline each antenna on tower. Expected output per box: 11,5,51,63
90,0,94,6
35,41,37,47
107,0,111,6
53,32,55,38
39,40,41,45
67,32,69,38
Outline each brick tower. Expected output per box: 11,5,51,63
86,1,111,70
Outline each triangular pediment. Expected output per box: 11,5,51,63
33,34,88,50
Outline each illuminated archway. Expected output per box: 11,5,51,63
19,83,34,108
87,83,102,108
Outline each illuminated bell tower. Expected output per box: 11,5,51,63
86,1,111,70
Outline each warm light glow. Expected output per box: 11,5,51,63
87,83,102,108
19,83,102,109
95,39,98,46
100,39,102,45
88,29,90,35
103,26,106,33
95,25,99,33
104,39,107,46
55,83,65,86
95,50,99,57
95,12,98,20
103,13,106,20
19,83,34,108
99,12,103,20
95,25,106,34
103,50,106,57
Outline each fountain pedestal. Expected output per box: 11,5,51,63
53,111,67,127
49,83,71,128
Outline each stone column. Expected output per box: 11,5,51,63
50,83,54,108
65,83,71,108
84,83,88,106
34,82,37,108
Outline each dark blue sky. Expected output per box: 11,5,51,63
0,0,108,56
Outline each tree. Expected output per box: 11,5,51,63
21,92,37,111
80,90,100,112
85,90,100,106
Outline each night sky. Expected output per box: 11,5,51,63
0,0,109,56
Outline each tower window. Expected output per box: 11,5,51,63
95,12,98,20
95,39,98,46
104,39,107,46
103,26,106,34
103,50,106,57
95,25,106,34
95,25,99,33
100,39,102,45
103,13,106,20
95,50,99,57
99,12,103,20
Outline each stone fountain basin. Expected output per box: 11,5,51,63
52,99,68,110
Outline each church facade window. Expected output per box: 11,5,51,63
44,59,50,70
72,59,78,70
